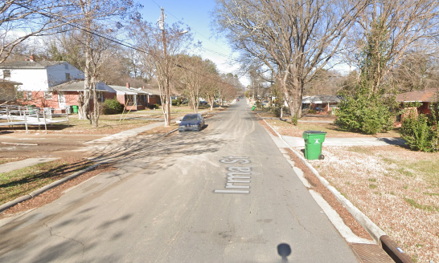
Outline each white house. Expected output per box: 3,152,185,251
0,59,84,95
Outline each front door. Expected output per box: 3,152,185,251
58,92,66,109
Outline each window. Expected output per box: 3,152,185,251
3,70,10,78
44,92,53,100
64,63,69,70
58,92,66,103
65,73,71,81
97,92,104,102
26,91,32,100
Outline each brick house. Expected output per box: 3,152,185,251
302,95,343,114
50,80,116,110
395,89,439,125
396,89,439,115
109,83,161,111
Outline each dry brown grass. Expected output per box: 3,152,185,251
307,145,439,262
0,157,93,205
266,119,401,138
0,162,116,217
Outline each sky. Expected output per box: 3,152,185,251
137,0,248,85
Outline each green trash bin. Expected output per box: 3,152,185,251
27,105,35,114
251,106,256,111
303,130,327,160
72,105,78,113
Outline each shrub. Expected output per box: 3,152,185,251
335,89,395,134
291,114,299,126
172,98,182,106
272,107,281,117
255,101,262,108
400,113,439,152
98,102,106,115
308,109,316,114
103,98,124,114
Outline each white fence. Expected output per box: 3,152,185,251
0,105,69,133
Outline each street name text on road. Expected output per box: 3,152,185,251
215,156,251,194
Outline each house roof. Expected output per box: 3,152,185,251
109,85,138,95
0,79,22,85
139,84,161,95
0,60,67,69
396,89,439,102
302,95,343,104
139,87,161,95
51,80,115,93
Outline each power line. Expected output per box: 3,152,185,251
14,2,239,88
148,0,235,60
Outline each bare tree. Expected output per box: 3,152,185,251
61,0,139,121
344,0,439,94
391,44,439,93
175,55,205,113
304,69,343,96
218,73,239,106
213,0,366,118
203,75,220,111
0,0,70,64
131,19,193,126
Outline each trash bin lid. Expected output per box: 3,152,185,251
303,130,327,134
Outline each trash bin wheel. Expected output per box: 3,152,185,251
318,154,325,160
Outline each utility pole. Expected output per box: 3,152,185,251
159,7,171,126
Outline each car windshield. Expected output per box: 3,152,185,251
182,115,198,121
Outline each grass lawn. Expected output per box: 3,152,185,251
0,157,92,205
0,105,221,135
308,146,439,262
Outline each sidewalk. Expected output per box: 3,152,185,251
282,135,405,148
0,158,59,174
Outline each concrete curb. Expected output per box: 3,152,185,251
164,128,178,136
0,164,99,214
259,115,413,262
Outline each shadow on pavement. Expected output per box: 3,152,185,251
376,137,406,146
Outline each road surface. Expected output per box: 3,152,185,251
0,100,359,262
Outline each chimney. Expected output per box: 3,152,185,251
126,82,130,89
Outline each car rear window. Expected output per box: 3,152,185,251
182,115,198,121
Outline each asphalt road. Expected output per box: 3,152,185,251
0,101,359,262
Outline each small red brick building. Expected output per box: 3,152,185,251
109,84,161,111
18,80,116,112
396,89,439,115
302,95,343,114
